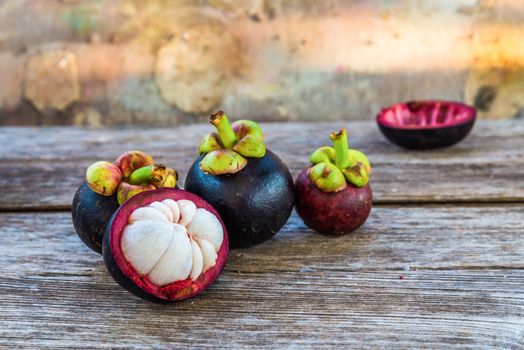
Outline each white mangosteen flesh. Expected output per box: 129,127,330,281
121,199,224,286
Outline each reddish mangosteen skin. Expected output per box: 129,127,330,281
102,188,229,303
184,150,294,248
294,169,372,235
72,181,120,254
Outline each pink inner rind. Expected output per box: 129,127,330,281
376,100,476,130
109,188,229,301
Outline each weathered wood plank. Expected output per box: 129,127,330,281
1,269,522,349
0,206,523,348
0,120,523,209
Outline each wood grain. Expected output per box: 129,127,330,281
0,120,523,210
1,206,523,348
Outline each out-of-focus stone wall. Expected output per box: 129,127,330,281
0,0,523,126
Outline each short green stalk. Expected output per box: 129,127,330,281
308,128,371,192
210,111,237,149
329,128,350,169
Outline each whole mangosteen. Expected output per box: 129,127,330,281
103,188,228,302
295,128,372,235
72,151,178,254
185,111,294,248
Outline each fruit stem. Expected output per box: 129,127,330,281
210,111,237,149
329,128,350,169
128,164,167,185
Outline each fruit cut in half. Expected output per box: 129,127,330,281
376,100,476,149
103,188,228,302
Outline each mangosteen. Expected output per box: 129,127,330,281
376,100,476,149
184,111,294,248
72,151,178,254
72,181,120,253
103,188,228,302
295,128,372,235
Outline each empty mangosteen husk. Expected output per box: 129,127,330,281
376,100,476,149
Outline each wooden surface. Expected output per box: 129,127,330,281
0,121,523,349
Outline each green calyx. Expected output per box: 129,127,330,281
199,111,266,175
199,149,248,175
86,161,122,196
308,163,347,192
309,128,371,192
84,151,177,203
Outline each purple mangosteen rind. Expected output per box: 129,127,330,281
376,100,476,149
295,169,373,236
102,187,229,302
72,181,120,254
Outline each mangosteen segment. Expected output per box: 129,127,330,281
104,188,228,302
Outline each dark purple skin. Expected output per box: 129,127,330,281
72,181,120,254
185,150,294,248
377,100,476,150
294,169,372,235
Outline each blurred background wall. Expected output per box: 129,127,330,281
0,0,523,126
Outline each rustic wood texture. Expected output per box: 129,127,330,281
1,206,523,349
1,121,523,348
1,120,523,210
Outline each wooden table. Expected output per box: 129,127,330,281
1,121,523,349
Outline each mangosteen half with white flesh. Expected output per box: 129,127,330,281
103,188,228,302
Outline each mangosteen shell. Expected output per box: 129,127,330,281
377,120,475,150
102,188,228,303
294,168,372,235
72,181,120,254
185,149,294,248
376,101,476,150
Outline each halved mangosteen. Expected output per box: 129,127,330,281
376,100,476,149
103,188,228,302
